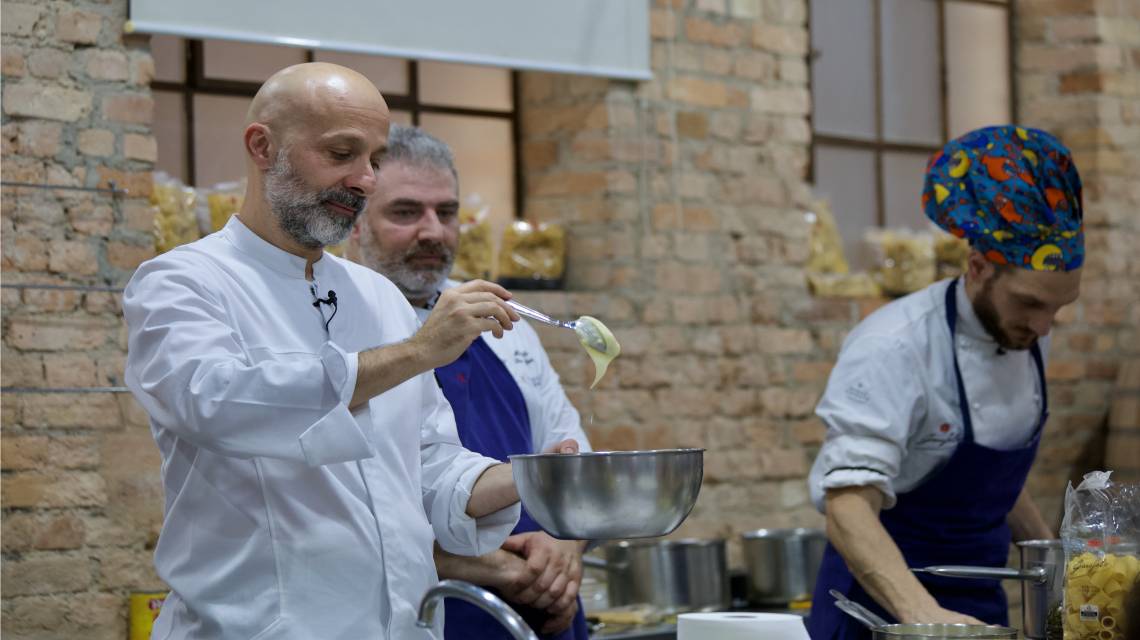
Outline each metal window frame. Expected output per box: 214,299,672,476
807,0,1017,227
151,38,524,217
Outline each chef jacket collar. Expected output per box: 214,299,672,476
954,276,998,346
223,215,330,281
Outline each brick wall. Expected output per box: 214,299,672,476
1,1,164,638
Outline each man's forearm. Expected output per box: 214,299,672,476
466,463,519,518
825,486,940,623
1007,487,1053,542
434,544,517,590
349,339,433,409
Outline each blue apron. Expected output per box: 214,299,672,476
807,279,1048,640
436,337,589,640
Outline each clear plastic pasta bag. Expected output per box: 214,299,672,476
1060,471,1140,640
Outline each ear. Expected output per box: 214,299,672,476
244,123,275,170
965,249,994,284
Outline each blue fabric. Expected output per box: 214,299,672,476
808,280,1048,640
922,125,1084,271
437,337,588,640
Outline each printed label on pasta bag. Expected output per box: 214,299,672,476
1079,604,1099,623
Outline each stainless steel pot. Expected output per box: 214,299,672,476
741,528,827,605
582,538,730,614
913,539,1063,640
832,588,1019,640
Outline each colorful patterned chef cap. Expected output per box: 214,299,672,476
922,125,1084,271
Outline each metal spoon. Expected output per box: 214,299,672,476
505,299,608,352
830,589,890,629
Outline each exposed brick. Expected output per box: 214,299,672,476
6,317,116,351
55,9,103,44
2,471,108,508
685,17,746,47
1,554,93,596
4,234,50,271
1,44,27,76
2,83,93,122
13,121,63,158
650,8,677,39
22,393,122,429
83,49,129,81
751,23,809,55
0,435,101,470
26,47,69,79
77,128,115,157
101,93,154,125
1,512,86,552
123,133,157,162
94,167,153,198
48,240,99,275
1,3,42,36
528,171,607,197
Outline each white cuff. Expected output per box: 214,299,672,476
297,404,375,467
434,457,521,556
320,342,358,405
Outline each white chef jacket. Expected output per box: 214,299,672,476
123,216,520,640
808,277,1048,511
414,280,593,455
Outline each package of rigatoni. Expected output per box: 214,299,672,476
1060,471,1140,640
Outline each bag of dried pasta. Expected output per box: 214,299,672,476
200,180,244,234
805,199,849,275
498,220,565,285
1060,471,1140,640
452,199,494,281
151,172,200,254
865,229,936,297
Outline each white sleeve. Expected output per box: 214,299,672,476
123,254,374,466
418,376,521,556
520,323,593,453
811,334,926,511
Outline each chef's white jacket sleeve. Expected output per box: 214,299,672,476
521,323,593,454
813,334,926,510
123,254,375,466
418,377,521,556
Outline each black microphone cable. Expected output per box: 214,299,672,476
312,289,338,332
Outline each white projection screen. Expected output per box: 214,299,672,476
127,0,652,80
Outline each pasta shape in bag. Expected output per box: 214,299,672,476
1060,472,1140,640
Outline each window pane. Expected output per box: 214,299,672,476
390,110,413,126
192,94,251,187
313,50,408,95
418,61,512,112
882,151,931,231
418,114,515,232
151,35,185,83
203,40,306,83
880,0,941,145
811,0,876,140
153,91,187,183
813,144,879,267
946,2,1011,139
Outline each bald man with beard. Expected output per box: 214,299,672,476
123,63,577,640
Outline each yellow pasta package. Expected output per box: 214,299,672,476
1060,471,1140,640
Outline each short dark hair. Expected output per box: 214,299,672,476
378,124,458,189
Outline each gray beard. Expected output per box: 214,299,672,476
357,234,453,303
264,153,365,249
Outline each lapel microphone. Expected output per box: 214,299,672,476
312,289,338,331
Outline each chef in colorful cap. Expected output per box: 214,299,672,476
807,125,1084,640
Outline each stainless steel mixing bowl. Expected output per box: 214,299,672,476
509,449,704,539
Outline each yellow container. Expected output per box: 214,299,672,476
129,592,168,640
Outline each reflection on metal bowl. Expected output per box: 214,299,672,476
509,449,705,540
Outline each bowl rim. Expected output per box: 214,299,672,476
741,527,825,539
509,448,706,461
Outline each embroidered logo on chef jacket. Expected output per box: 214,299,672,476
913,422,963,450
844,381,871,404
512,349,543,388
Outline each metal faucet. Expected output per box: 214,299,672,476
417,580,539,640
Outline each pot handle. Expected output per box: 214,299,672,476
912,565,1048,584
830,589,890,629
581,556,629,573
